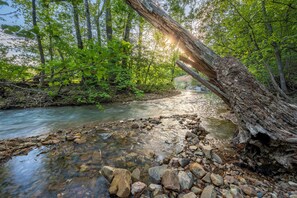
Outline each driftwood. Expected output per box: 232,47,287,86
125,0,297,168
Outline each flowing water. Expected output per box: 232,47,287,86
0,78,237,197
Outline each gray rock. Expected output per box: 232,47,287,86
175,145,184,154
224,175,236,185
148,165,168,183
189,163,207,179
239,185,256,196
95,176,110,198
161,169,180,192
230,184,243,198
154,194,169,198
101,166,115,182
201,145,212,159
131,182,147,196
131,123,140,129
181,192,196,198
210,173,223,186
179,158,190,168
148,184,162,191
189,146,198,151
191,186,202,195
200,185,216,198
132,168,141,181
186,132,198,139
178,171,194,190
170,158,180,168
211,153,222,164
202,172,211,183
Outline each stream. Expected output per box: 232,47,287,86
0,77,237,197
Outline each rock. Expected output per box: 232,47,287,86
224,176,236,185
132,168,141,181
210,173,223,186
95,176,110,198
191,186,202,195
175,145,184,154
79,164,88,172
170,158,180,168
211,153,222,164
161,169,180,192
201,145,212,159
202,173,211,183
189,163,207,179
178,171,194,190
148,165,168,183
101,166,115,182
189,146,198,151
179,158,190,168
200,185,216,198
148,184,162,191
92,151,102,163
131,123,140,129
289,181,297,187
230,184,243,198
109,169,132,198
74,138,87,144
181,192,196,198
154,194,169,198
186,132,198,139
131,182,147,197
239,185,256,196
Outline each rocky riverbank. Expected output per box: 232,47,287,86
0,114,296,197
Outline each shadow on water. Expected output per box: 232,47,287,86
0,75,238,197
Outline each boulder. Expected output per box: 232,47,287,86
161,169,180,192
189,163,207,179
200,185,216,198
131,182,147,197
109,169,132,198
178,171,194,190
101,166,115,182
210,173,223,186
148,165,168,183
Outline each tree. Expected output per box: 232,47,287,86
125,0,297,168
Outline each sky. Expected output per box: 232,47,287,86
0,0,24,26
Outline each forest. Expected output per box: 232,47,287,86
0,0,297,197
1,0,296,108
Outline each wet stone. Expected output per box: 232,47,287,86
148,165,168,183
132,168,141,181
101,166,115,182
161,169,180,192
131,182,147,196
109,169,132,198
200,185,216,198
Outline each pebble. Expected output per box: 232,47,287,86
161,169,180,192
200,185,216,198
210,173,223,186
131,182,147,196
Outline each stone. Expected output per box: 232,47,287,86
131,123,140,129
189,146,198,151
211,153,222,164
178,171,194,190
154,195,169,198
186,132,198,139
200,185,216,198
240,185,256,196
92,151,101,163
191,187,202,195
289,181,297,187
148,184,162,191
148,165,168,183
96,176,110,198
101,166,115,182
175,145,184,154
189,163,207,179
181,192,196,198
179,158,190,168
210,173,223,186
79,164,88,172
74,138,87,144
131,182,147,196
170,158,180,168
202,172,211,183
109,169,132,198
132,168,141,181
201,145,212,159
230,184,243,198
224,176,236,185
161,169,180,192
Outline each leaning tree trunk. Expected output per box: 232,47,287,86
125,0,297,168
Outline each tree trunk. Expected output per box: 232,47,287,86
125,0,297,169
105,0,112,42
72,1,83,49
95,0,106,47
84,0,92,41
123,9,133,42
32,0,46,86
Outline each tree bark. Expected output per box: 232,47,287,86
125,0,297,168
72,1,83,49
105,0,112,42
95,0,106,47
32,0,46,86
84,0,92,41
